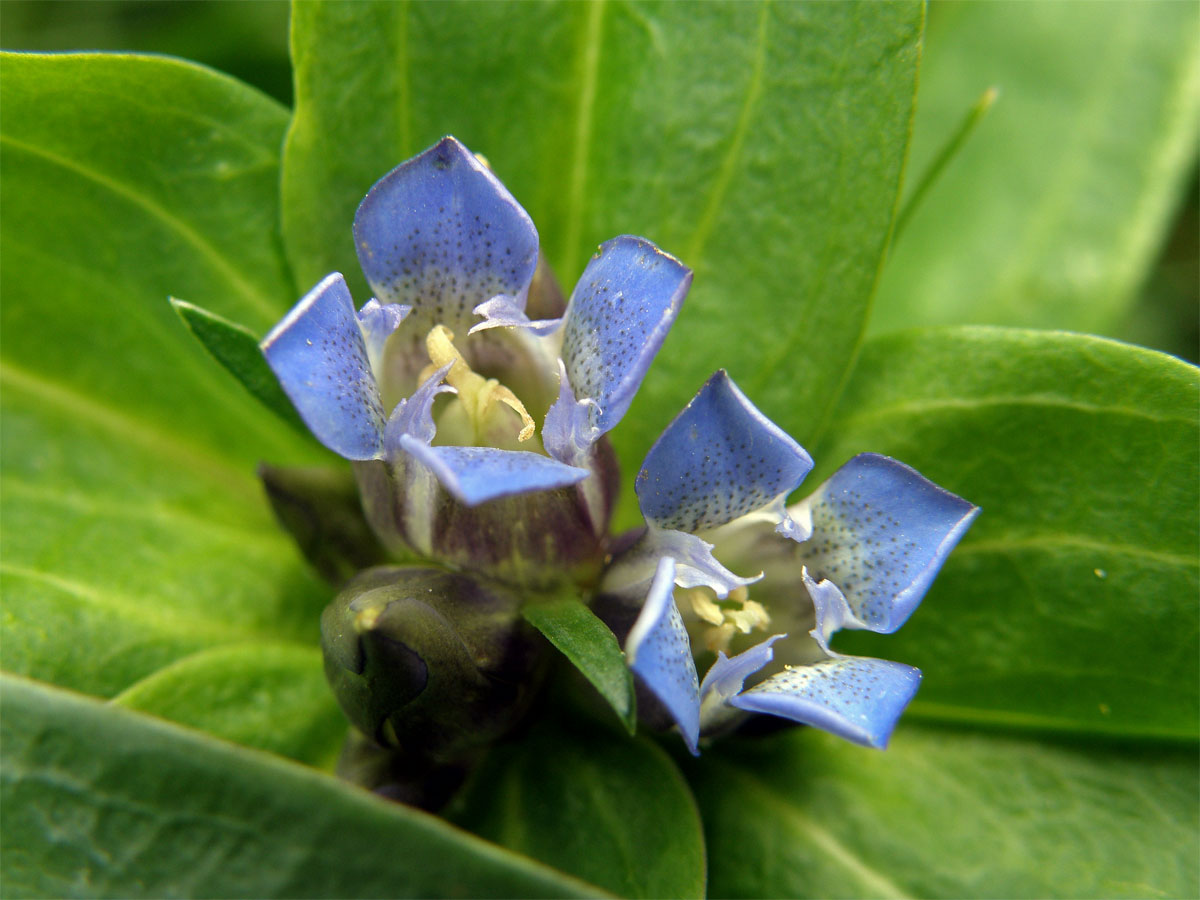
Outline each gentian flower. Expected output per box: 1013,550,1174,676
600,371,979,753
261,137,691,586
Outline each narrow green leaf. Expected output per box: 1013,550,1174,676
1,674,604,899
689,727,1199,899
892,86,998,243
523,594,636,733
817,327,1199,739
283,1,924,524
0,54,328,713
874,1,1200,336
447,714,705,899
110,643,346,767
170,297,307,432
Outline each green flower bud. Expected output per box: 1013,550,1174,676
321,566,547,764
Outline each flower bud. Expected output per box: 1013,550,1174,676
321,566,548,764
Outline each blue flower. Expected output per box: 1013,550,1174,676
601,371,979,753
260,137,691,583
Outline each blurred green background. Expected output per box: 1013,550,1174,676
3,0,1195,362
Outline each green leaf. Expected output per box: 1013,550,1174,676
170,297,307,432
523,594,636,733
816,327,1199,739
873,1,1200,336
283,0,924,522
0,53,332,758
447,714,705,899
1,674,604,899
688,726,1199,899
110,643,347,768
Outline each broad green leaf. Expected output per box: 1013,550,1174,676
523,594,636,733
873,1,1200,336
447,714,705,899
1,674,604,899
283,0,923,520
816,327,1199,739
688,726,1198,899
0,54,332,756
170,298,307,432
111,643,346,768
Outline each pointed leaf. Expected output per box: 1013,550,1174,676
874,1,1200,336
522,593,636,733
170,297,308,431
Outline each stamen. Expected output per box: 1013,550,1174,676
686,588,726,626
683,585,772,654
421,325,535,443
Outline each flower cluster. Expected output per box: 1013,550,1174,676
259,136,977,778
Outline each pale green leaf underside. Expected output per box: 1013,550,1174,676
818,327,1199,739
1,675,606,900
874,0,1200,336
690,726,1198,899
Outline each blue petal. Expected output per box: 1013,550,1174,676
626,556,701,754
796,453,980,634
260,273,385,460
543,359,601,466
731,656,921,749
469,295,562,336
637,371,814,533
397,439,589,506
354,136,539,334
698,634,785,733
558,236,691,436
383,363,455,450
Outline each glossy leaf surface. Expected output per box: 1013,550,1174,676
690,726,1198,899
447,715,705,899
816,328,1199,739
1,675,603,899
0,53,331,761
874,1,1200,335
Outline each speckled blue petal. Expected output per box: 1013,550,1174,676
260,273,385,460
698,634,785,732
637,371,814,533
397,438,589,507
626,556,701,754
795,453,980,635
558,236,691,436
731,656,921,749
354,136,539,334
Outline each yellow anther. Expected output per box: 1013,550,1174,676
684,586,771,654
686,588,725,626
421,325,535,443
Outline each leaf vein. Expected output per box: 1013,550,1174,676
0,133,277,319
